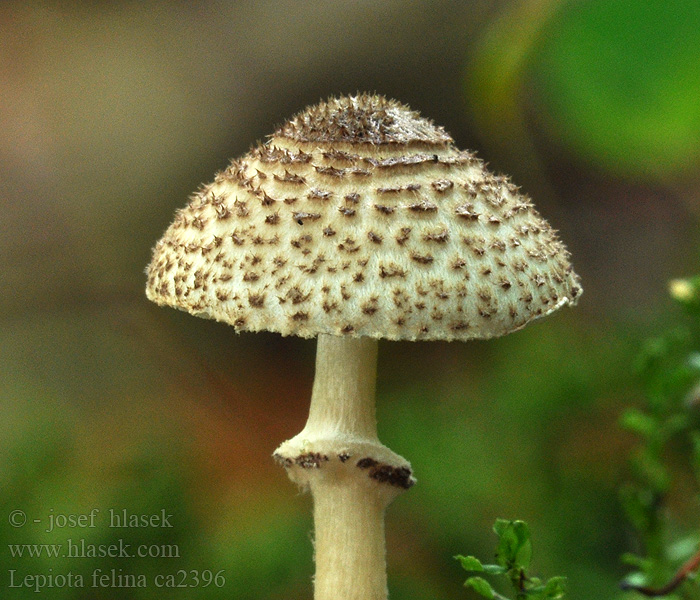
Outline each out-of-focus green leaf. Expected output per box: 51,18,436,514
631,449,671,493
456,554,485,572
457,554,511,578
620,408,658,438
620,552,653,571
494,519,532,569
483,564,510,575
667,534,700,562
465,576,497,599
531,0,700,179
619,485,655,534
541,576,567,599
621,571,650,590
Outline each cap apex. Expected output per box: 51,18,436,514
273,93,453,147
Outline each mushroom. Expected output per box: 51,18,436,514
145,94,581,600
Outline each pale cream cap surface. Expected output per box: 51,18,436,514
146,94,581,341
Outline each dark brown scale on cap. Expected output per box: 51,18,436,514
146,93,581,341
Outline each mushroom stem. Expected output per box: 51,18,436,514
305,334,380,443
311,472,388,600
275,334,413,600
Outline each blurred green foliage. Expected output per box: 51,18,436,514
531,0,700,179
469,0,700,181
618,277,700,598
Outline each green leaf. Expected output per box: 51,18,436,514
621,571,649,590
542,576,567,599
667,534,700,561
660,413,690,439
686,352,700,372
482,564,508,575
618,485,655,533
620,552,652,570
619,408,657,438
465,576,496,599
455,555,484,572
493,519,532,569
631,448,671,494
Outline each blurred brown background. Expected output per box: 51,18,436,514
2,1,700,599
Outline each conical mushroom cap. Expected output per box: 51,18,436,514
146,94,581,341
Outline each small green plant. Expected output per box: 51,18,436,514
617,277,700,597
455,519,566,600
456,277,700,599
